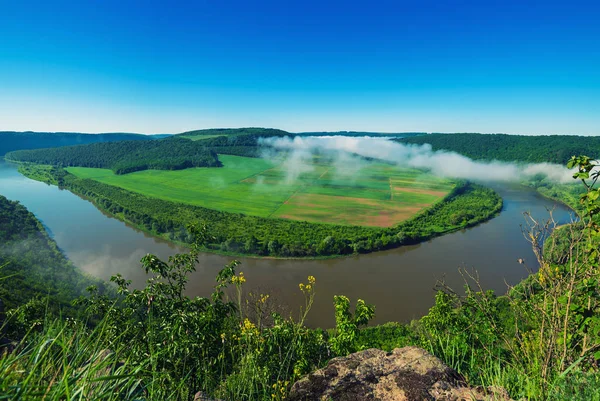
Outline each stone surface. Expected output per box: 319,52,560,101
287,346,514,401
193,391,223,401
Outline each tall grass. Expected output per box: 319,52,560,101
1,255,338,401
1,317,146,400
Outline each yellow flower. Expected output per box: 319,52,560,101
231,272,246,285
308,275,316,285
299,283,305,291
241,318,258,335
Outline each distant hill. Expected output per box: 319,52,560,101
0,131,167,156
299,131,426,138
397,133,600,164
177,128,427,158
187,129,291,157
179,128,426,140
178,128,289,140
6,137,220,174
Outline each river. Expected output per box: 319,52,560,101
0,160,575,327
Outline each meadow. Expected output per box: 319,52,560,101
67,155,454,227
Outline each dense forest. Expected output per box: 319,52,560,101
18,165,502,257
0,195,102,323
1,157,598,400
179,129,426,158
179,128,426,139
397,133,600,164
179,127,289,138
299,131,425,137
187,130,292,157
0,131,161,156
6,137,221,174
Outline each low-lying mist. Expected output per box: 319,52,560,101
259,136,575,184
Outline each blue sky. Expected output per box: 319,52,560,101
1,0,599,134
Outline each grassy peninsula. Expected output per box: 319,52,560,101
16,163,502,258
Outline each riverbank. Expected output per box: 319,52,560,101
16,163,503,259
0,194,104,318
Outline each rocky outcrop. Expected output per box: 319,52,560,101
288,346,513,401
193,391,222,401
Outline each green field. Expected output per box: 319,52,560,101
67,155,454,227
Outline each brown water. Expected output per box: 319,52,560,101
0,161,575,327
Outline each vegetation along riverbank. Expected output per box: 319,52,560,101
15,162,502,258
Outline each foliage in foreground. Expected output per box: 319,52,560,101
1,232,375,400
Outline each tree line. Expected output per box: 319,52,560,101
397,133,600,164
0,131,157,156
6,137,221,174
197,132,291,158
178,127,289,138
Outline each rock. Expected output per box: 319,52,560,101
193,391,223,401
288,346,514,401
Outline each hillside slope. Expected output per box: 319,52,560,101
6,137,221,174
0,195,101,316
397,133,600,164
0,131,164,156
178,127,289,140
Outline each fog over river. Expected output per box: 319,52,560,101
0,160,574,327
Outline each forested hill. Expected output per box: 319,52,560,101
179,128,426,140
182,130,290,157
0,131,162,156
178,127,289,139
0,195,102,317
397,133,600,164
178,128,427,158
300,131,426,138
5,137,221,174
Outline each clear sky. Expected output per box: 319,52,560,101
1,0,599,135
